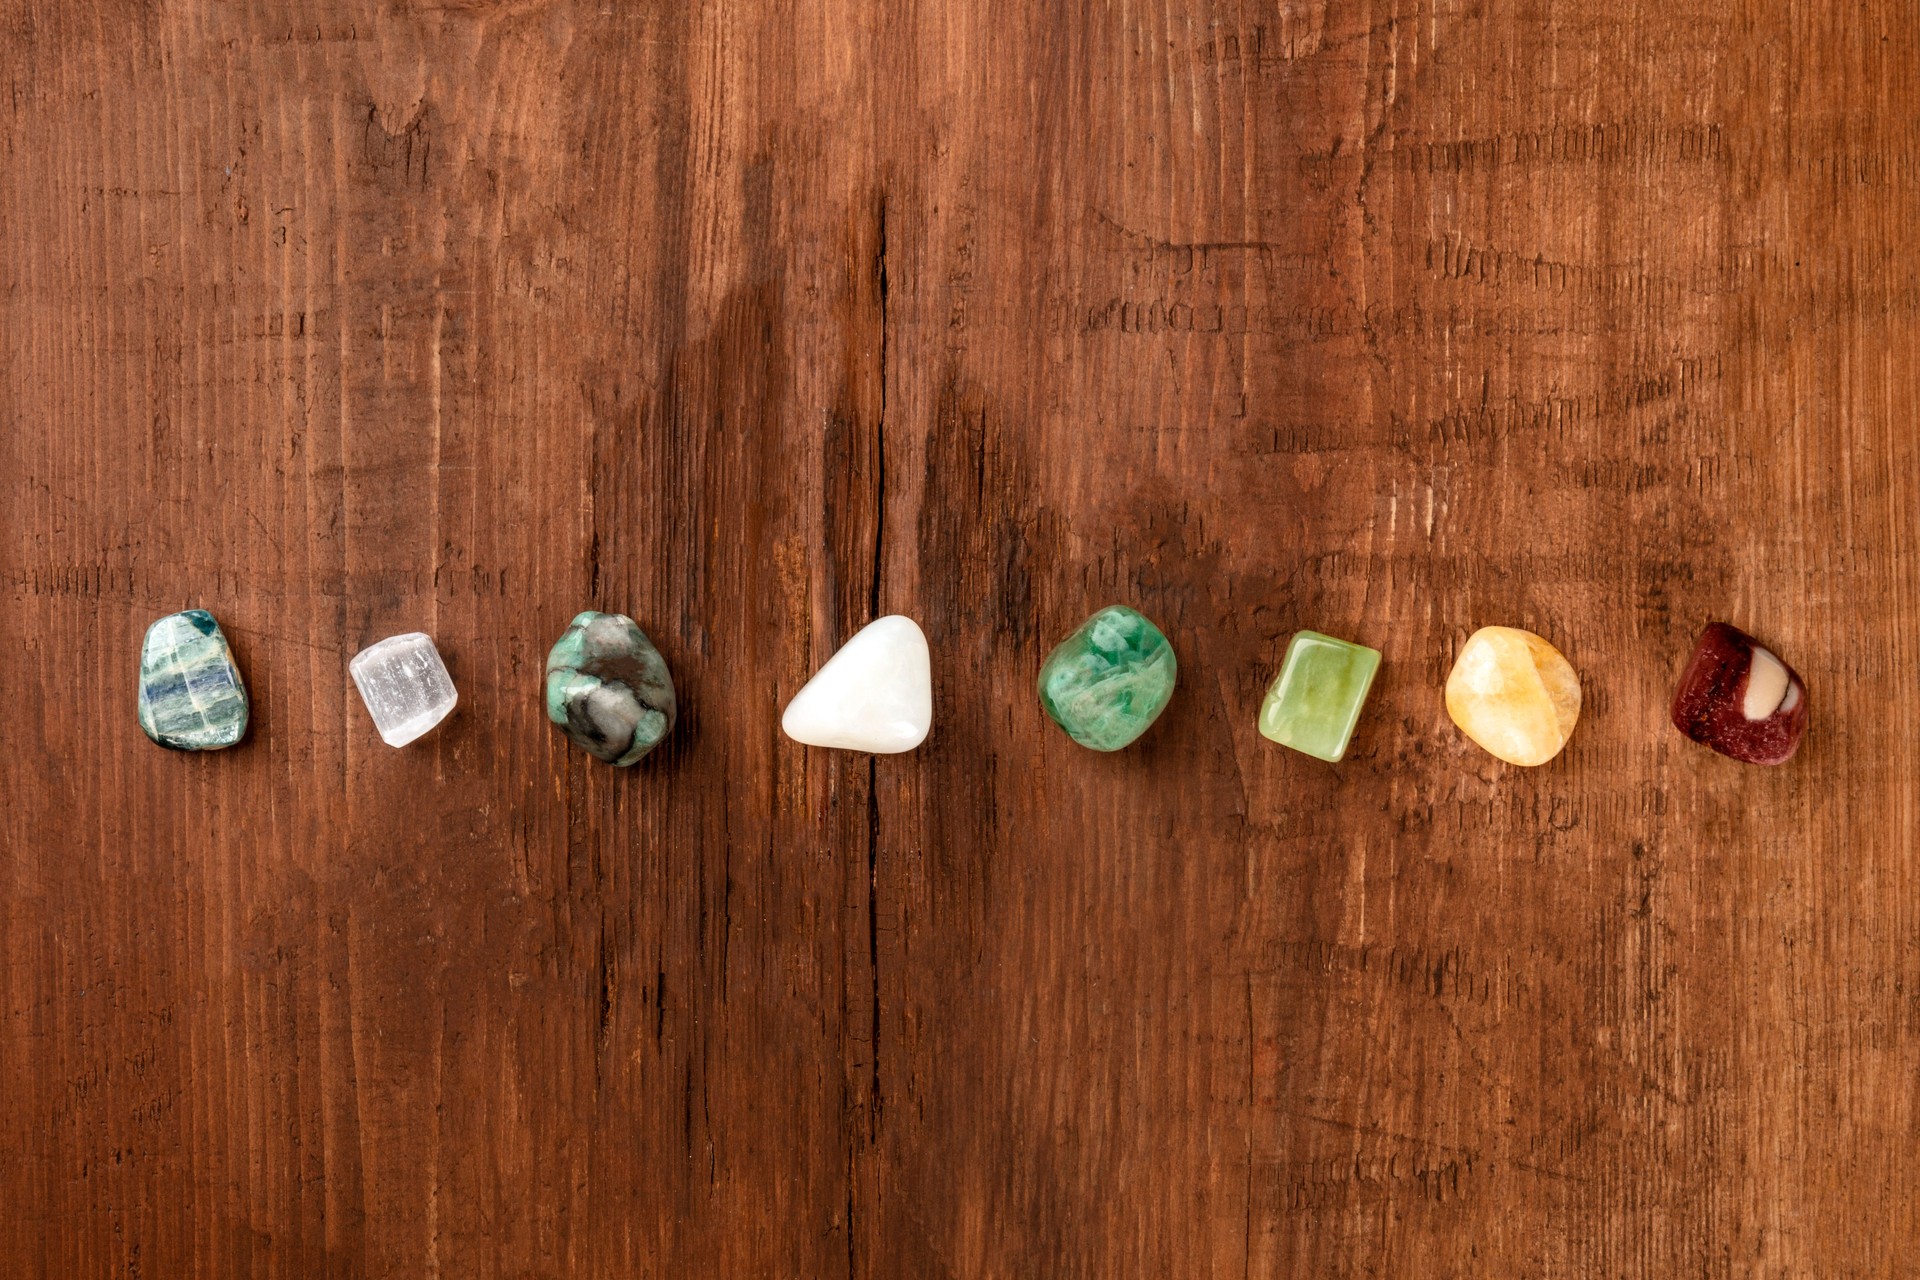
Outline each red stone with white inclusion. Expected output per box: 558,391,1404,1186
1669,623,1808,765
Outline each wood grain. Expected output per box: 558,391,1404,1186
3,0,1917,1275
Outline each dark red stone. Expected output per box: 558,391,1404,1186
1670,622,1808,765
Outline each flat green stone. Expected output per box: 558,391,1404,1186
545,611,676,765
137,609,248,751
1037,605,1177,751
1258,630,1380,762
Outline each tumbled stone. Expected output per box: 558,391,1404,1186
350,633,457,747
782,615,931,753
545,611,677,765
1258,630,1380,762
1037,605,1177,751
1670,622,1807,765
137,609,249,750
1444,626,1581,766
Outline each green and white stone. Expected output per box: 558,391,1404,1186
137,609,249,750
1037,605,1177,751
545,611,677,765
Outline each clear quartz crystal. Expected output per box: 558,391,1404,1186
350,633,457,747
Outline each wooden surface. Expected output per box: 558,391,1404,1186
3,1,1917,1275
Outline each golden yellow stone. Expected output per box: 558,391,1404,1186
1444,626,1581,766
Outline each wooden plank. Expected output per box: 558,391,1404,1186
1,0,1915,1274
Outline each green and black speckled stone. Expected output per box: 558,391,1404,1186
544,611,676,765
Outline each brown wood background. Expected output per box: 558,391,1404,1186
3,0,1917,1275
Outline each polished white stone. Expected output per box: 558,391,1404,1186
350,632,458,747
781,615,931,753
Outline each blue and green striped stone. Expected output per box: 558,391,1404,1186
137,609,249,751
1037,605,1178,751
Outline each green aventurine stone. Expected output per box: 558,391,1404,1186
544,611,676,766
1037,605,1177,751
137,609,249,751
1258,630,1380,762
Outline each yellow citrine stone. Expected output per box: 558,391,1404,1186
1444,626,1581,766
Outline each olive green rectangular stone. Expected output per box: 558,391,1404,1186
1258,631,1380,763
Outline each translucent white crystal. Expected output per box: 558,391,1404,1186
349,633,457,747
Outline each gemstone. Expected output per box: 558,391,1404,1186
781,615,931,753
1670,622,1807,764
545,611,677,765
1444,625,1581,766
349,633,457,747
137,609,249,750
1037,605,1177,751
1258,630,1381,762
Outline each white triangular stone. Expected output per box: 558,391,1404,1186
781,615,931,753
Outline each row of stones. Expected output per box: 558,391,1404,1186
1037,609,1805,767
137,607,1808,768
137,611,674,763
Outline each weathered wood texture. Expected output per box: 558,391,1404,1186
3,0,1916,1275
